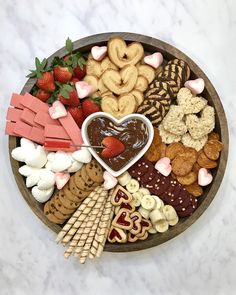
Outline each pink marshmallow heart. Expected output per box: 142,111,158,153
91,46,107,61
144,52,163,69
155,157,172,177
75,81,94,99
184,78,205,94
49,101,67,119
55,172,70,189
103,171,118,190
198,168,213,186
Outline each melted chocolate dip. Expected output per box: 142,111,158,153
87,117,149,171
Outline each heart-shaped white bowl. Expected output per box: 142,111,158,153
81,112,154,177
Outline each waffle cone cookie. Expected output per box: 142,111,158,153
55,188,101,243
89,191,114,258
61,187,102,246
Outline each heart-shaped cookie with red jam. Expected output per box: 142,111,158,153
137,219,152,238
81,112,154,177
111,185,132,206
130,211,142,235
112,208,133,230
108,226,127,243
115,201,135,215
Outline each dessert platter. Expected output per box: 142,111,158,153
6,33,228,264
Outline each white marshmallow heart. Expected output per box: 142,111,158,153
49,101,67,119
25,145,47,168
198,168,213,186
11,147,27,162
144,52,163,69
72,147,92,163
75,81,94,99
45,161,52,170
20,138,36,153
55,172,70,189
103,171,117,190
67,161,83,173
32,186,54,203
51,151,72,172
37,169,55,190
47,152,56,162
184,78,205,95
18,165,41,177
26,174,40,188
155,157,172,177
91,46,107,61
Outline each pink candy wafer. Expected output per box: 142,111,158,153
21,93,49,113
6,108,23,122
5,122,16,136
10,93,24,109
59,112,83,147
34,111,61,127
21,108,43,128
44,125,70,140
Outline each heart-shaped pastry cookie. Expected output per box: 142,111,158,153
130,211,142,235
101,93,137,119
111,185,132,206
82,112,154,177
102,65,138,95
112,208,133,230
108,37,144,68
108,226,127,243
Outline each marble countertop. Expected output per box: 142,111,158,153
0,0,236,294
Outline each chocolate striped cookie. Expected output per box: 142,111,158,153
137,100,165,126
143,95,170,113
168,59,191,81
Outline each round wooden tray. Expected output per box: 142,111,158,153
9,32,229,252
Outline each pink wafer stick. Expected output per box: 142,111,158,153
6,108,23,122
21,108,43,128
34,111,61,127
21,93,49,113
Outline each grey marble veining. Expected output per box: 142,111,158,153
0,0,236,294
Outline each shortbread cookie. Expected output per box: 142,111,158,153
177,87,207,114
181,133,208,151
203,140,223,161
185,106,215,139
197,150,217,169
185,182,203,197
162,105,187,135
166,142,185,160
158,123,181,144
101,93,137,119
108,37,144,68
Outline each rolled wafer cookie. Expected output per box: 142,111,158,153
55,190,98,243
74,190,108,257
60,189,102,245
79,195,107,264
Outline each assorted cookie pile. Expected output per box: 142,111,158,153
5,36,224,264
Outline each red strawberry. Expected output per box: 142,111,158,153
59,88,80,107
70,77,80,84
73,64,86,79
81,97,101,118
67,107,84,128
53,66,72,83
36,72,55,92
35,89,51,102
101,136,125,158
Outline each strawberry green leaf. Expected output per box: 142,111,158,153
66,38,73,54
63,84,73,92
60,89,70,99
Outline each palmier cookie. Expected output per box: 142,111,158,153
85,160,104,183
137,100,165,127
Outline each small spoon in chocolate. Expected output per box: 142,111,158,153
44,140,104,150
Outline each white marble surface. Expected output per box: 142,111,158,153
0,0,236,294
